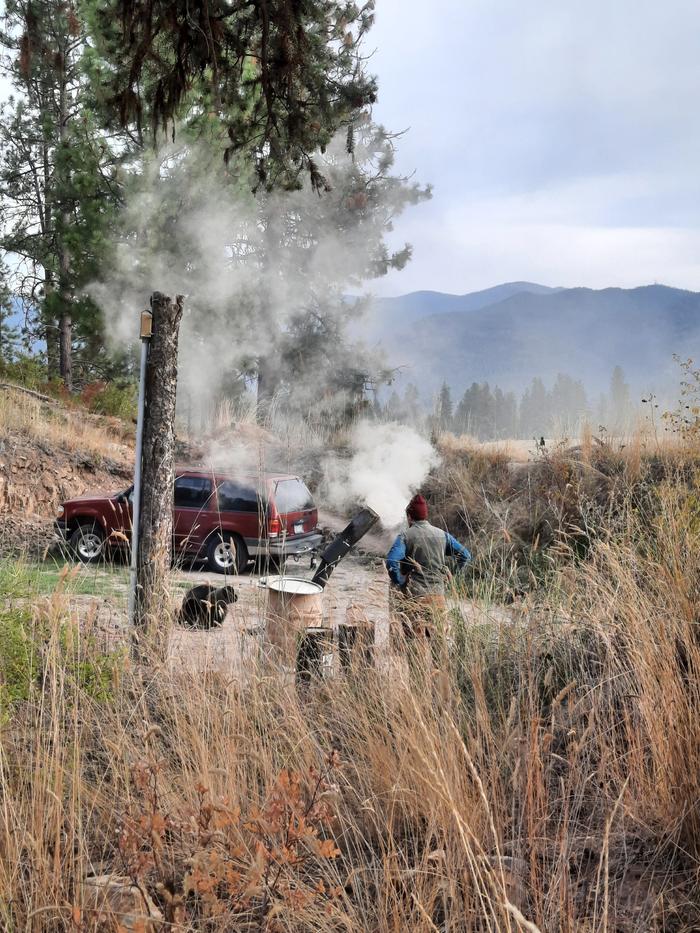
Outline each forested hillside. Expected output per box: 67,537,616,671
368,283,700,403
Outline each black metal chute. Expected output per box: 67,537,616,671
311,507,380,588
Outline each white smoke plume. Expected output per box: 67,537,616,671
88,144,282,400
86,129,434,513
321,421,440,528
86,126,426,436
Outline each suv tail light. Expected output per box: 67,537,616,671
268,517,282,539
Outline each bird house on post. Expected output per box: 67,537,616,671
140,309,153,339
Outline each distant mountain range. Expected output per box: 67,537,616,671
362,283,700,399
7,283,699,404
365,281,562,325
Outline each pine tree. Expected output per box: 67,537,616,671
455,383,477,436
610,365,630,429
477,383,495,439
100,117,429,424
95,0,378,192
436,381,454,433
384,390,404,422
253,121,430,418
519,377,549,438
0,0,119,387
454,382,502,439
80,0,426,415
550,373,589,435
502,390,518,438
403,383,421,424
493,386,518,439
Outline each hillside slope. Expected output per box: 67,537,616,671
0,386,133,556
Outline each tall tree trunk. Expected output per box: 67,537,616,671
43,270,60,380
58,311,72,389
133,292,184,660
44,317,60,380
39,85,58,383
56,33,73,390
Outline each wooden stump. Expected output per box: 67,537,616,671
339,604,375,669
296,626,334,686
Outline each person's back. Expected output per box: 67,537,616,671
386,494,472,598
403,519,451,595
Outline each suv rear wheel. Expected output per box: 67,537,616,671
69,522,105,563
206,532,246,574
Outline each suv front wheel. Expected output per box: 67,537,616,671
206,533,246,574
69,522,105,563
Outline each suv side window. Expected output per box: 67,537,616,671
217,480,261,513
174,475,213,508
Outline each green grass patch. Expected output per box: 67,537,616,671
0,556,198,605
0,600,124,717
0,607,39,708
0,556,130,598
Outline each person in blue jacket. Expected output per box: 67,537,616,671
386,493,472,598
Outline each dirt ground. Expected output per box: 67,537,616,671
28,549,515,679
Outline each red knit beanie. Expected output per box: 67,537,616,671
406,493,428,521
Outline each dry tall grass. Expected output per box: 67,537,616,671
3,462,700,931
0,387,130,461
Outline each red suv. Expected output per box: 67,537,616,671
55,469,322,573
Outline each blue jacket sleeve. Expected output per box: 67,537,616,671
386,533,407,586
445,532,472,569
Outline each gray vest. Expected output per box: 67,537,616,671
403,521,447,595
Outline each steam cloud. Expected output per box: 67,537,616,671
86,134,440,519
88,145,289,415
321,421,440,528
87,132,407,432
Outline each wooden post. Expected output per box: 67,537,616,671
132,292,184,660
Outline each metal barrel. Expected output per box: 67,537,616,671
264,578,324,668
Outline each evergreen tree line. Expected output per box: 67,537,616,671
381,365,634,439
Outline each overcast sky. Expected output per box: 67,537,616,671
2,1,699,297
368,0,700,295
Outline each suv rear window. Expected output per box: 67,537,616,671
274,479,314,514
217,480,262,513
174,475,213,508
